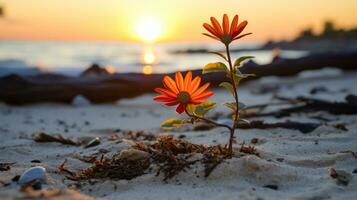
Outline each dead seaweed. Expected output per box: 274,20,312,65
239,142,259,156
202,153,227,178
59,136,258,182
134,135,236,180
155,154,200,181
133,135,206,181
59,153,150,181
126,130,156,141
33,132,79,146
107,130,156,142
0,162,15,171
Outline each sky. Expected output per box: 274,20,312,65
0,0,357,43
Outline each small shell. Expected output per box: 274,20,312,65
18,166,46,185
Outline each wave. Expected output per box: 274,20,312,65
0,59,43,77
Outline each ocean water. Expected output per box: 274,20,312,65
0,40,308,76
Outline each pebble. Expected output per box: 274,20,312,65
263,185,278,190
353,168,357,173
18,166,47,185
72,95,91,106
12,175,20,182
251,138,259,144
118,149,150,161
85,137,100,148
329,167,351,186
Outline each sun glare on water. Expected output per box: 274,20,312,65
143,47,156,64
136,17,162,42
141,47,156,75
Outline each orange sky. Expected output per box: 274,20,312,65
0,0,357,43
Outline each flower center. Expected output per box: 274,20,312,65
177,91,191,104
221,35,233,45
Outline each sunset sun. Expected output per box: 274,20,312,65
135,17,163,42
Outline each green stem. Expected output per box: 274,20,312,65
225,44,240,155
185,109,232,131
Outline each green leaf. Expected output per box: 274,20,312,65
186,104,196,114
209,51,227,61
194,101,216,117
231,114,238,121
233,73,255,85
202,62,229,74
233,74,244,85
223,102,246,111
219,82,235,96
223,102,236,111
233,56,254,68
161,118,186,128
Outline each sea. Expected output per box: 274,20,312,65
0,40,308,77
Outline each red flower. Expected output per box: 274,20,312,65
154,71,214,114
203,14,251,45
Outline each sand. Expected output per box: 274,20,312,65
0,68,356,200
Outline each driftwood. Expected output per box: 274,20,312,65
194,120,321,133
237,120,320,133
1,50,357,104
242,95,357,119
193,95,356,133
32,132,79,146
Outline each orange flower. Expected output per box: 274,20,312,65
154,71,214,114
203,14,251,45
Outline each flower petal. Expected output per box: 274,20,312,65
188,76,201,94
192,82,210,97
233,21,248,38
233,32,252,41
202,33,220,41
176,103,186,114
165,101,179,106
153,96,176,102
183,71,192,91
175,72,184,91
191,91,214,101
230,15,238,35
203,23,220,37
210,17,223,36
154,88,177,98
222,14,229,35
190,99,204,104
163,76,179,94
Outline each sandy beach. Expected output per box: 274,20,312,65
0,68,356,200
2,1,357,199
